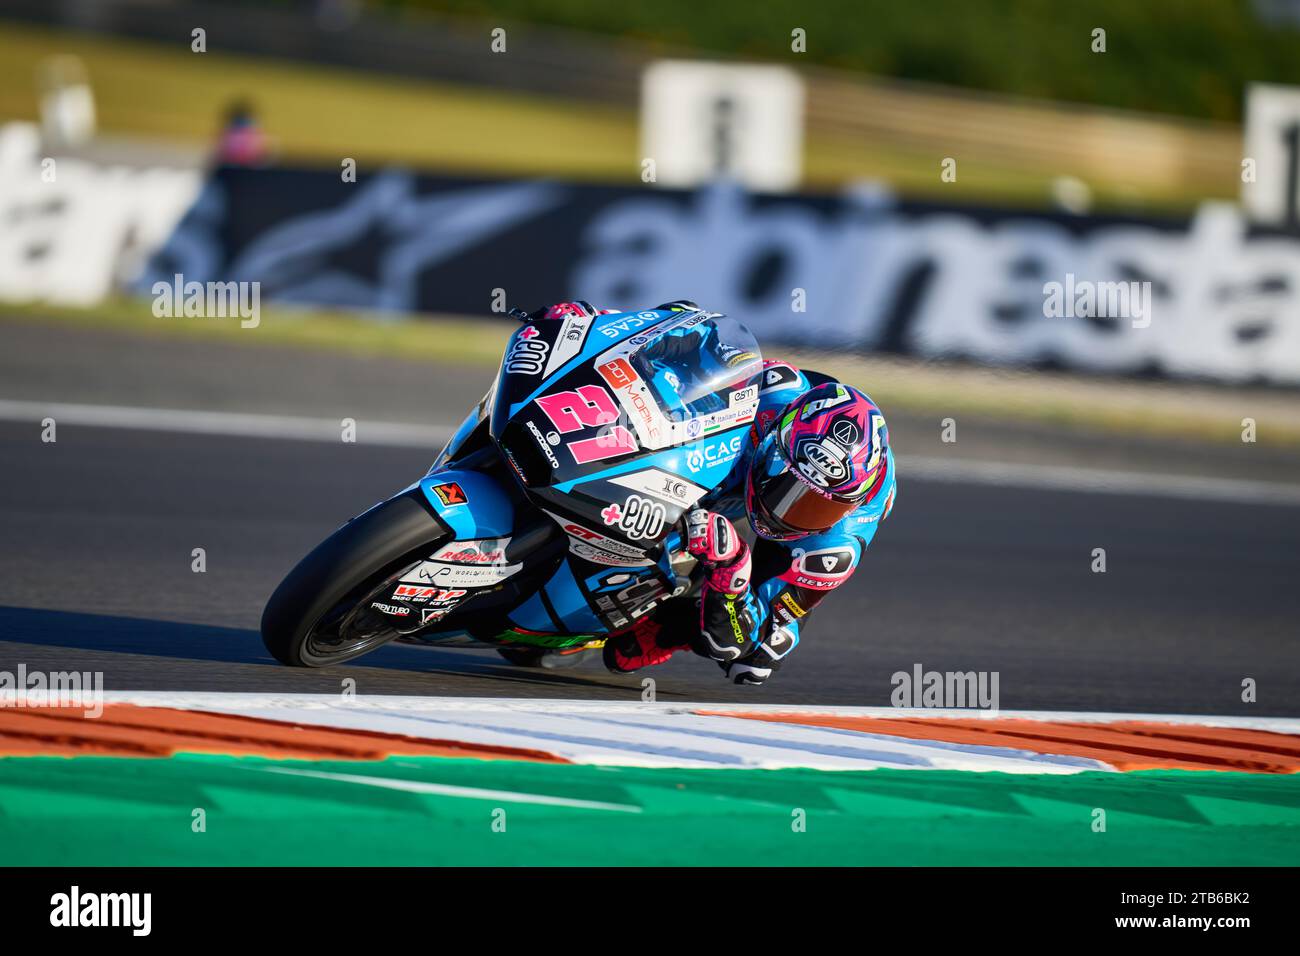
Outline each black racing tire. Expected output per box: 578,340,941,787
261,491,450,667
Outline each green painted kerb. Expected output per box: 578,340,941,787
1,755,1297,866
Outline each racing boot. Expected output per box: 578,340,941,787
602,615,691,674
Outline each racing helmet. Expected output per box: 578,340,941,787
745,383,890,541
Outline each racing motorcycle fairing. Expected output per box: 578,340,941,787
388,306,765,643
491,307,763,568
417,467,515,539
364,489,568,642
504,558,608,637
263,304,774,667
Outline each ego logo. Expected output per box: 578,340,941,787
505,326,549,374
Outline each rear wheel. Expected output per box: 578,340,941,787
261,492,450,667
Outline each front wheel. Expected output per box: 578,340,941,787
261,491,450,667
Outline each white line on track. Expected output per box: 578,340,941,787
2,399,1298,505
0,399,453,448
254,766,642,812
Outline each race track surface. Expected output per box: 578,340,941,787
1,317,1298,713
3,420,1298,712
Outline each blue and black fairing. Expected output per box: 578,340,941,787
491,308,762,544
411,305,765,639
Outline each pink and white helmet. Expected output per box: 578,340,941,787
745,382,890,540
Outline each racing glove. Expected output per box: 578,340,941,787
687,510,758,664
686,509,751,596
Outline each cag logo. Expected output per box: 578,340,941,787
686,434,743,474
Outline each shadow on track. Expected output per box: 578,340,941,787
0,606,655,696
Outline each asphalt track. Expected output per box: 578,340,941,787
2,319,1299,713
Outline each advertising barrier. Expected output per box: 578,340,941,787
112,162,1300,386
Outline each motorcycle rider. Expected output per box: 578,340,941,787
528,301,897,687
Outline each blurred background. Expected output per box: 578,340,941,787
4,1,1300,413
1,0,1299,709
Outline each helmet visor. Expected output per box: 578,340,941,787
750,433,859,535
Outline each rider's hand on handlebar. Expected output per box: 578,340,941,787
687,509,744,566
687,509,752,596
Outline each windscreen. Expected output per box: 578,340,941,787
627,313,762,424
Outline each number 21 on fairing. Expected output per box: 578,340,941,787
536,385,638,464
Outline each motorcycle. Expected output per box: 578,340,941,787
261,304,765,669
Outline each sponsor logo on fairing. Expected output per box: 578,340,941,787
405,560,522,587
702,403,756,434
431,482,468,506
525,419,561,468
600,494,668,541
431,537,510,564
392,585,468,603
542,312,594,376
685,432,744,474
505,324,549,374
545,511,651,560
730,385,758,406
598,358,662,445
370,602,411,617
599,312,662,338
434,548,504,565
567,538,654,567
608,468,706,507
598,358,637,390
